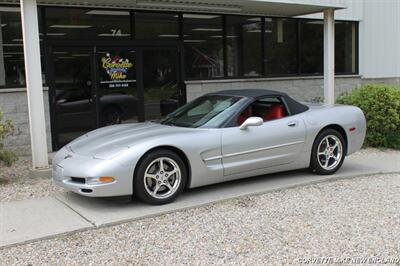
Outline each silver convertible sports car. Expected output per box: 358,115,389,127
53,89,366,205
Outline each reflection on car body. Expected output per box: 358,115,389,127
55,88,138,131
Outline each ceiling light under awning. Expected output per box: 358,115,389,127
86,10,130,16
184,40,206,43
137,1,242,12
71,54,90,57
46,33,67,36
50,24,92,29
192,28,222,32
158,34,189,38
247,18,261,22
97,33,130,37
210,35,238,38
175,14,220,19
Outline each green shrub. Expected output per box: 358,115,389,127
0,108,17,166
337,84,400,149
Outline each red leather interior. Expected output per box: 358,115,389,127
264,104,285,121
237,106,252,126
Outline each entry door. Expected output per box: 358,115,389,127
221,116,306,177
142,48,181,120
95,48,140,125
49,46,97,148
49,45,182,150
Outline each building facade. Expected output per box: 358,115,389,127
0,0,399,163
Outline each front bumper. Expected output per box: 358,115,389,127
52,147,134,197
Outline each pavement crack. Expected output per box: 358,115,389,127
54,195,96,227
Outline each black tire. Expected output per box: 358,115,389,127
133,149,187,205
102,106,121,126
309,128,346,175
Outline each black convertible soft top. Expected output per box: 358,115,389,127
208,89,309,115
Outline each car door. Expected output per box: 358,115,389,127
221,110,306,177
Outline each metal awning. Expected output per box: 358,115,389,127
1,0,345,17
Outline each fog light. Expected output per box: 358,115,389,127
98,176,115,183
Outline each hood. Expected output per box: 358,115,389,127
67,122,188,159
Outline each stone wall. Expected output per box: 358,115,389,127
0,88,52,156
362,77,400,86
185,75,363,102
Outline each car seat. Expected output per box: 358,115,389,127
263,104,285,121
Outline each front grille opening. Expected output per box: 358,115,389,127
70,177,86,184
81,189,93,193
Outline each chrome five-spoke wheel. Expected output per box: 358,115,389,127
317,135,343,170
144,157,181,200
134,149,187,205
310,129,346,175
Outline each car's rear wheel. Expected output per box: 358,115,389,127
133,150,187,205
310,129,346,175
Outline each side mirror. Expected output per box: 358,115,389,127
239,117,263,130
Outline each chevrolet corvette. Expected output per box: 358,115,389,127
53,89,366,205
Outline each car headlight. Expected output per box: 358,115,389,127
87,176,116,185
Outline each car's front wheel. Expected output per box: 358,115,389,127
310,129,346,175
133,150,187,205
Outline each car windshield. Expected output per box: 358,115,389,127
159,95,244,128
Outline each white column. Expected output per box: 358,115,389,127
323,8,335,105
20,0,49,169
0,15,6,86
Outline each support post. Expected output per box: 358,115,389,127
20,0,49,169
323,8,335,105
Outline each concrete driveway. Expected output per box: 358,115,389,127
1,151,399,248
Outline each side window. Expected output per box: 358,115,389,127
236,96,288,126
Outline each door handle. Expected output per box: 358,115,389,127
288,121,298,127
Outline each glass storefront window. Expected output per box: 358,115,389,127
142,49,179,120
135,12,179,40
97,49,139,126
52,47,95,147
265,18,298,76
183,14,224,79
335,21,357,74
0,5,359,90
226,16,262,77
300,20,323,75
45,7,131,39
0,6,25,87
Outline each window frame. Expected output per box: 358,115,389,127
0,4,360,89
